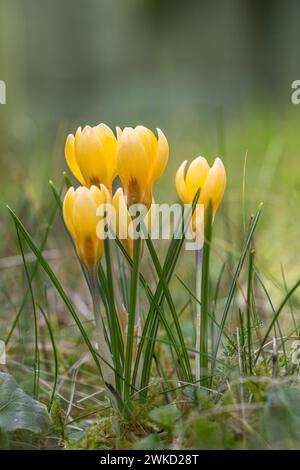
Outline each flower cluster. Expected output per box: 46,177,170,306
63,123,226,269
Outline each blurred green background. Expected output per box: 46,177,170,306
0,0,300,286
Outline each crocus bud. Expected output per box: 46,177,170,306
176,157,226,235
116,126,169,209
63,185,110,268
65,124,117,191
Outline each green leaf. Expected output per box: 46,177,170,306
186,415,224,450
148,404,180,430
259,387,300,450
0,372,50,434
134,433,163,450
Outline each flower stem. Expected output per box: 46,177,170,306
88,266,115,390
124,236,141,406
195,245,203,384
200,202,213,389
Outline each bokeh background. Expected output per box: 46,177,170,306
1,0,300,299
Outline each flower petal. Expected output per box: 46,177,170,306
175,160,190,204
95,124,118,184
76,126,108,187
135,125,158,169
185,156,210,198
151,128,169,183
65,134,85,185
63,187,76,238
117,127,148,192
112,187,133,256
199,157,226,218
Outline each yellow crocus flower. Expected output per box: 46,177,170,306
112,187,155,257
116,126,169,209
65,124,117,190
175,157,226,234
63,185,110,268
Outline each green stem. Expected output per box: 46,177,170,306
88,266,115,391
124,236,141,406
246,249,255,375
200,201,213,389
195,246,203,384
103,239,124,394
15,224,40,398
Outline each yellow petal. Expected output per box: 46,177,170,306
95,124,118,185
94,184,112,242
199,158,226,217
76,126,107,187
175,160,190,204
73,187,101,266
63,186,104,267
65,134,85,185
185,156,210,199
151,128,169,183
76,237,102,268
72,188,97,239
113,187,134,256
116,126,123,140
117,127,148,195
90,184,103,207
63,187,76,238
74,126,82,151
99,183,111,205
135,125,158,169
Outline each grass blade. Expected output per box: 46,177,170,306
124,236,141,404
211,203,263,375
103,239,124,393
255,272,287,371
246,248,255,374
199,201,213,387
255,277,300,365
38,304,58,412
15,223,40,398
7,205,108,380
134,194,200,392
6,181,62,344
